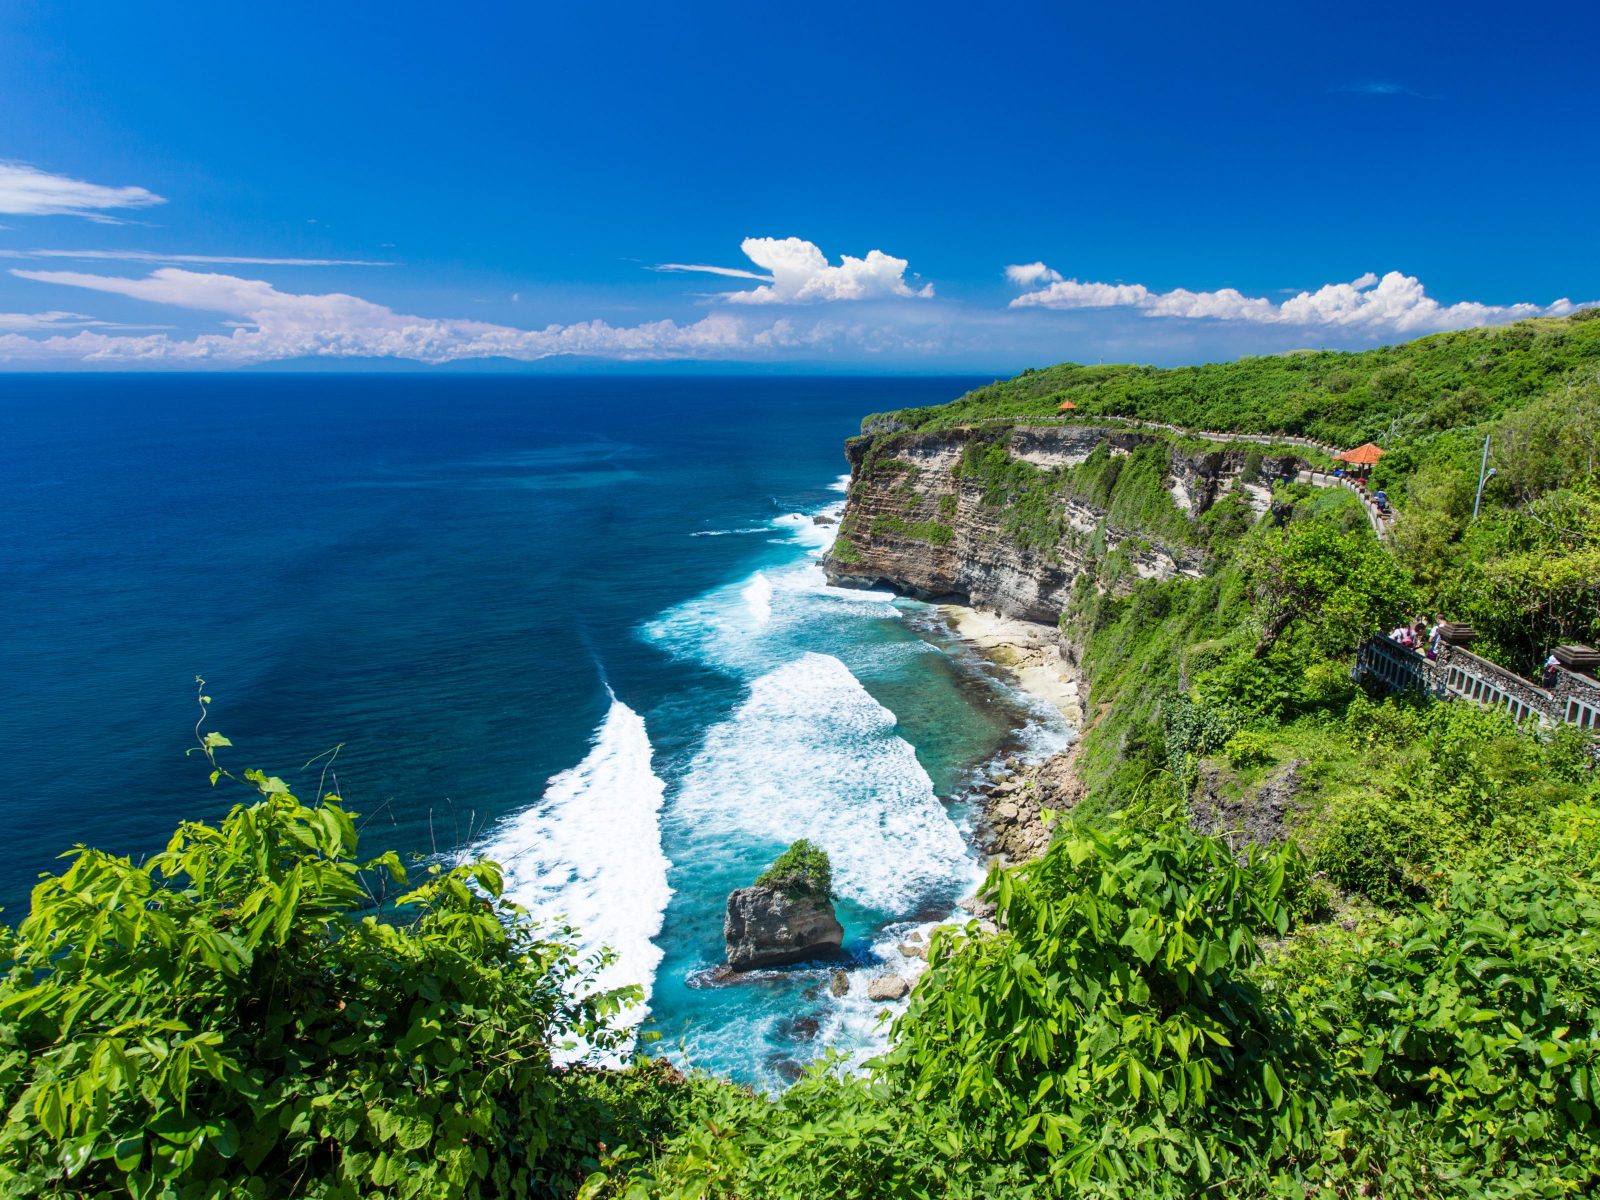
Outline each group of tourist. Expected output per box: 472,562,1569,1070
1389,616,1569,690
1390,616,1446,661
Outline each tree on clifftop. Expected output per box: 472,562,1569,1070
1246,519,1414,658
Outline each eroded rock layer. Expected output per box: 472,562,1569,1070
822,424,1296,621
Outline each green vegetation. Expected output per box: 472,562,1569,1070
865,313,1600,450
862,313,1600,675
752,840,832,900
949,434,1196,558
0,702,643,1199
870,514,954,545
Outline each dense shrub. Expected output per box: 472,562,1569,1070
1316,696,1596,904
753,840,832,900
0,723,636,1199
882,818,1306,1194
1291,869,1600,1190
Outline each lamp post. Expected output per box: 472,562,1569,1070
1472,434,1496,520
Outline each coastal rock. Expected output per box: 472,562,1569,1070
959,891,997,919
724,885,845,971
829,970,850,997
812,514,837,526
1190,759,1306,853
897,941,927,960
975,739,1090,864
867,974,910,1002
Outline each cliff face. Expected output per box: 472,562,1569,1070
823,424,1297,623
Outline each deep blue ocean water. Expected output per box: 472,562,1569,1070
0,374,1066,1085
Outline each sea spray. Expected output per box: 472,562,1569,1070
741,572,774,625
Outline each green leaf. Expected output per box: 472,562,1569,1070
112,1136,144,1172
1262,1062,1283,1108
392,1112,434,1152
1120,926,1163,964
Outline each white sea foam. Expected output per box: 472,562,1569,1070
828,473,852,493
689,526,770,538
669,652,979,913
741,572,773,625
772,510,838,552
476,698,672,1055
811,916,947,1074
643,505,895,675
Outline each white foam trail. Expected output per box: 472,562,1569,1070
742,571,773,625
670,652,979,912
477,699,672,1056
641,567,899,675
689,526,770,538
642,504,895,676
772,510,836,551
828,473,852,493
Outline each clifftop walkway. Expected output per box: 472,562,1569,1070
1357,634,1600,733
964,414,1396,539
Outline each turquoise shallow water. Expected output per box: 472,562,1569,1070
0,374,1066,1084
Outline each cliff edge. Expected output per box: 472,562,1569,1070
822,424,1300,621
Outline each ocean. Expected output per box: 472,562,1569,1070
0,374,1067,1086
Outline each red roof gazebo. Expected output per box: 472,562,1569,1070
1336,442,1385,467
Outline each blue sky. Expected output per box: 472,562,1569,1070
0,1,1594,371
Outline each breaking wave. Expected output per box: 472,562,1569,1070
477,698,672,1043
668,652,979,914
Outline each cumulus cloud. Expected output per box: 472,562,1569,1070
655,237,933,304
1004,262,1062,287
1006,266,1586,335
0,266,894,365
0,162,166,221
0,249,392,266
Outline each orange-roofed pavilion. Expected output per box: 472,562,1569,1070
1336,442,1385,465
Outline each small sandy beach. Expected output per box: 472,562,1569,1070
936,604,1083,726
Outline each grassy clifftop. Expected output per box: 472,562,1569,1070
864,311,1600,448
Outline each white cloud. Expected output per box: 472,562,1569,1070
0,266,895,365
1330,81,1423,97
652,262,772,282
1007,265,1585,334
0,311,103,332
0,249,392,266
655,238,933,304
1004,262,1062,287
0,162,166,222
725,237,933,304
0,310,166,332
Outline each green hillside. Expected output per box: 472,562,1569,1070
869,310,1600,449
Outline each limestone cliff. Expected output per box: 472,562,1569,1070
823,424,1298,621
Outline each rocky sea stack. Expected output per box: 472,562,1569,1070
724,840,844,971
